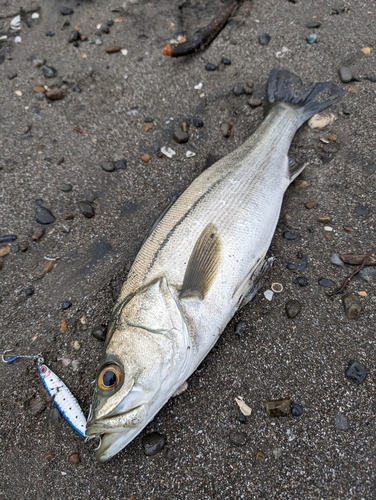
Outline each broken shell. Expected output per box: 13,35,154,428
10,15,21,30
361,47,371,55
235,397,252,416
160,147,176,158
308,113,336,130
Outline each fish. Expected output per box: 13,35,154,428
86,68,344,461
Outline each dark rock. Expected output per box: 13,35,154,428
107,20,114,26
248,97,262,107
318,278,336,288
35,199,44,206
29,397,46,416
295,276,308,287
205,62,217,71
101,161,115,172
92,328,106,342
60,7,74,15
357,267,376,283
79,201,95,218
221,57,231,65
291,403,304,417
229,430,247,446
339,66,353,83
354,204,370,217
46,89,63,101
101,27,110,34
283,231,298,240
345,360,367,385
258,33,271,45
334,412,349,431
11,243,20,254
35,206,56,225
68,30,80,43
25,287,34,297
173,130,189,144
286,256,307,272
116,159,127,170
265,398,291,417
233,85,244,96
234,320,249,335
306,33,318,44
142,432,166,456
47,407,61,426
46,31,55,37
193,118,204,128
285,299,301,319
238,414,248,424
60,183,72,192
41,65,57,78
0,235,17,244
220,122,232,138
342,293,362,320
62,301,72,310
307,21,321,28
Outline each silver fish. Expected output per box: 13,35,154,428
86,68,344,461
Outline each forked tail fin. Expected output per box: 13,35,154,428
267,68,345,127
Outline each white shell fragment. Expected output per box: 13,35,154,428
324,226,333,232
308,113,336,130
161,147,176,158
264,289,274,301
235,397,252,416
10,15,21,30
275,46,290,58
121,49,128,56
194,82,203,90
31,12,39,19
0,35,7,40
186,150,196,158
15,90,22,96
14,36,21,43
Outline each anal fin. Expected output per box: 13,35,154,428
235,256,275,309
288,156,307,182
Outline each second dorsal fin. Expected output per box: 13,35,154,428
180,223,221,300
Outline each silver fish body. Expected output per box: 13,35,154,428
86,69,344,461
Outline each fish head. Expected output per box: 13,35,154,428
86,277,191,462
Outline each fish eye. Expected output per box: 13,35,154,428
97,364,122,391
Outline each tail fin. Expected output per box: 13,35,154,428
267,68,345,126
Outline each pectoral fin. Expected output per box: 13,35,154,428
180,223,221,299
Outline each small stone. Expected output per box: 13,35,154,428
220,122,232,138
79,201,95,218
116,159,127,170
342,293,362,320
205,62,217,71
92,328,106,341
248,97,262,108
285,299,301,319
264,289,274,301
295,180,309,189
255,451,266,461
57,157,65,165
63,213,74,221
238,414,248,424
234,320,249,335
47,407,61,426
330,254,344,267
68,452,81,465
295,276,308,287
357,267,376,283
265,398,291,417
193,118,204,128
101,161,115,172
101,27,110,34
180,121,189,133
258,33,271,45
306,33,318,44
143,123,153,132
361,47,371,56
95,39,102,45
173,130,189,144
72,340,81,350
43,260,55,274
233,85,244,96
106,45,122,53
35,206,56,225
291,403,304,416
60,319,68,333
354,204,370,217
46,31,55,37
68,30,80,43
142,432,166,456
0,235,17,244
221,57,231,65
309,113,336,129
25,287,34,297
345,360,367,385
229,430,247,446
307,21,321,28
344,226,354,233
33,58,46,68
305,200,318,209
80,35,87,42
141,153,151,163
42,65,57,78
60,183,72,192
62,301,72,310
29,397,46,416
33,85,46,93
273,447,282,459
107,20,114,26
339,66,353,83
32,227,45,241
340,254,376,266
334,411,349,431
318,278,336,288
318,216,331,223
46,89,63,100
283,231,298,240
60,7,74,15
0,246,10,257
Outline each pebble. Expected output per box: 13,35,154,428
33,58,46,68
43,260,55,274
295,180,309,189
47,407,61,426
60,319,68,333
334,411,349,431
295,276,308,287
60,7,74,15
101,27,110,34
35,206,56,225
60,183,72,192
305,200,318,209
229,430,247,446
68,452,81,465
116,159,127,170
339,66,353,83
273,447,282,459
306,33,318,44
181,121,189,133
62,300,72,310
25,287,34,297
341,253,376,266
286,256,307,272
345,360,367,385
233,85,244,96
291,403,304,416
234,320,249,335
221,57,231,65
46,31,55,37
63,212,74,220
173,130,189,144
265,398,291,417
354,204,370,217
79,201,95,218
318,278,336,288
258,33,271,45
106,45,122,53
255,451,266,462
141,153,151,162
285,299,301,319
283,231,298,240
144,123,153,132
308,113,335,130
46,89,63,100
307,21,321,28
68,30,80,43
72,340,81,351
318,216,331,223
330,254,345,267
357,267,376,283
248,97,262,108
0,235,17,244
107,20,114,26
42,65,57,78
101,161,115,172
92,328,106,341
33,85,45,93
95,39,102,45
32,227,45,240
205,62,217,71
142,432,166,456
238,414,248,424
342,293,362,320
193,118,204,128
29,397,46,416
220,122,232,138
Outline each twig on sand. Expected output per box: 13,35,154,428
162,0,243,58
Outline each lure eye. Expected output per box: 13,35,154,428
97,364,122,391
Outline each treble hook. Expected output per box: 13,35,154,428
2,349,44,365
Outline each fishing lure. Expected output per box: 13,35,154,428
2,350,87,437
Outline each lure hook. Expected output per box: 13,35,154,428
1,349,44,365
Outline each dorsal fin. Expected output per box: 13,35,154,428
180,223,221,300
